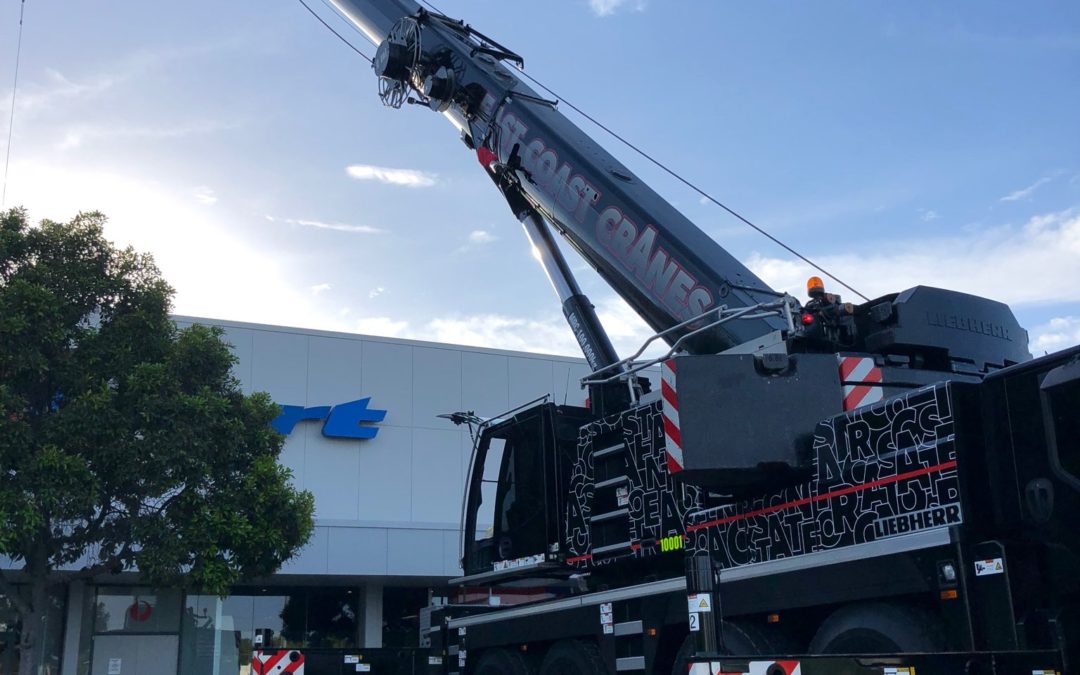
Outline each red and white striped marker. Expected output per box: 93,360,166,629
689,660,801,675
252,650,305,675
838,355,884,411
661,359,684,474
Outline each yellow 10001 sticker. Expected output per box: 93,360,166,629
660,535,685,552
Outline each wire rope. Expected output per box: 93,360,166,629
296,0,373,63
2,0,28,210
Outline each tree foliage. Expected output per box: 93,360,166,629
0,208,314,672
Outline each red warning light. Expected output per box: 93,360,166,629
800,313,815,326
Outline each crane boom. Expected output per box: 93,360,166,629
331,0,787,355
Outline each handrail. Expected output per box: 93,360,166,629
581,295,798,390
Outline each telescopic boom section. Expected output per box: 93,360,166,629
332,0,787,354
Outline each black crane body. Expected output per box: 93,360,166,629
251,2,1080,673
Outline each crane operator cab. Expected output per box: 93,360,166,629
460,402,592,581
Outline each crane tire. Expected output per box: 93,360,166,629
538,639,605,675
473,646,535,675
809,602,946,654
671,620,784,674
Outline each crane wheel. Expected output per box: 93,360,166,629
671,620,789,674
538,639,605,675
473,646,535,675
809,602,946,654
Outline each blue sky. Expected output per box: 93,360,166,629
2,0,1078,357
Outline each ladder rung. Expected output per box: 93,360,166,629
589,507,629,523
594,443,626,458
595,475,629,489
614,620,643,636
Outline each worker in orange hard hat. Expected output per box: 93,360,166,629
801,276,856,346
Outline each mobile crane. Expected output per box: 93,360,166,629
257,1,1080,673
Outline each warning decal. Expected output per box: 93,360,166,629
974,558,1004,576
687,594,712,613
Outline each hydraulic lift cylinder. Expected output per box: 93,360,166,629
686,553,720,656
518,210,620,372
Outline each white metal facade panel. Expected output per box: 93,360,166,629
356,425,413,521
508,356,555,407
412,347,462,431
442,529,463,575
251,329,308,404
326,527,389,575
306,336,364,405
411,428,465,523
461,351,510,419
219,325,255,394
361,340,414,428
387,529,446,576
278,526,329,575
304,424,361,520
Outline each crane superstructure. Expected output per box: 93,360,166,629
247,3,1079,674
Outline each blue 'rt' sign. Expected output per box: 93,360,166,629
272,397,387,440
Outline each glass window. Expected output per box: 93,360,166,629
474,438,506,540
382,587,427,649
93,587,181,634
305,589,358,649
179,588,358,675
252,596,289,645
1048,378,1080,482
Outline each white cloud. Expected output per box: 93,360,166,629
282,218,385,234
746,208,1080,307
468,230,496,244
310,283,332,295
424,314,580,355
56,120,240,151
588,0,648,16
368,286,386,299
1000,176,1054,202
354,316,409,338
12,69,116,117
346,164,437,188
10,38,252,121
193,186,218,205
920,209,940,222
3,159,347,333
1030,316,1080,355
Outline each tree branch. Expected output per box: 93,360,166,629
66,543,132,582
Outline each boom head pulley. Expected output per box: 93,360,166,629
373,15,421,108
373,10,522,113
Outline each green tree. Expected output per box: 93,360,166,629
0,208,315,675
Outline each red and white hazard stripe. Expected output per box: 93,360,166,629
688,660,802,675
252,650,305,675
661,359,684,474
838,355,884,411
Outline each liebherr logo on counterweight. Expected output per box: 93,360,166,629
493,105,715,322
